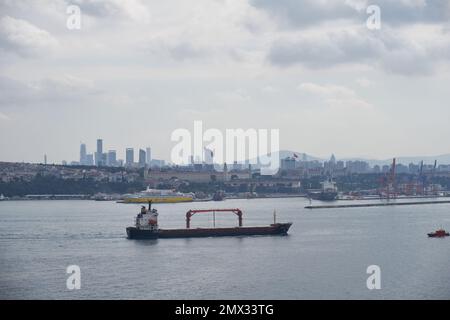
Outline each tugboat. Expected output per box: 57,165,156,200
126,202,292,239
427,229,449,238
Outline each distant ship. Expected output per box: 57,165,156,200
120,187,194,204
428,229,449,238
0,194,6,201
308,178,338,201
212,190,225,201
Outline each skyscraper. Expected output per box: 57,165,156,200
107,150,117,167
139,149,146,167
126,148,134,166
86,154,94,166
146,147,152,165
204,147,213,164
95,139,103,166
80,143,87,165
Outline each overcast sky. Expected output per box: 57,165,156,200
0,0,450,163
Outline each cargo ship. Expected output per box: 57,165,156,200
120,187,194,204
308,178,338,201
126,203,292,239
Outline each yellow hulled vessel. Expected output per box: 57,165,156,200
121,187,194,204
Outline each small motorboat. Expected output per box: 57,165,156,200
427,229,449,238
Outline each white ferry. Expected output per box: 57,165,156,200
121,187,194,204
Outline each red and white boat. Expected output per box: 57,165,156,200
427,229,449,238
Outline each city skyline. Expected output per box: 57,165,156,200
5,135,450,168
75,138,155,168
37,137,450,170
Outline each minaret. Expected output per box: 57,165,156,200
223,163,229,181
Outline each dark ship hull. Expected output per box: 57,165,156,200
126,223,292,239
427,232,449,238
126,227,159,239
308,191,338,201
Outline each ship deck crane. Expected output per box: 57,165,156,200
186,208,243,229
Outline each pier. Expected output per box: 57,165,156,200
305,200,450,209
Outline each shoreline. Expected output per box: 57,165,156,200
305,200,450,209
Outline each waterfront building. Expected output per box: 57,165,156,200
80,143,87,165
281,157,296,170
204,148,214,165
150,159,165,168
146,147,152,165
107,150,117,167
336,161,345,170
345,160,370,174
396,163,409,174
86,154,94,166
139,149,146,167
126,148,134,166
95,139,103,166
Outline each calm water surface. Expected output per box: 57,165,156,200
1,198,450,299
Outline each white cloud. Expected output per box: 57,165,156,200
70,0,151,23
298,82,372,109
251,0,450,27
356,77,373,87
0,75,100,108
0,15,58,57
0,111,10,121
261,85,280,94
268,23,450,75
0,0,450,162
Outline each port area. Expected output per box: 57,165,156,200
305,199,450,209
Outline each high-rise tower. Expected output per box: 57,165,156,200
80,143,87,165
126,148,134,166
95,139,103,166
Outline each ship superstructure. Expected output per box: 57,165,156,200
308,178,338,201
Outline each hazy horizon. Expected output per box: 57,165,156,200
1,0,450,163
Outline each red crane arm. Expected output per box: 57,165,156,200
186,209,243,228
